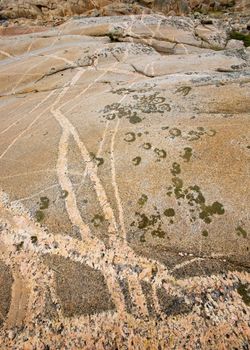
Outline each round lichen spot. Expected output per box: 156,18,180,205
35,210,45,222
164,208,175,217
169,128,182,138
138,194,148,206
181,147,192,162
61,190,69,199
39,196,49,210
129,113,142,124
91,214,104,227
132,156,141,166
31,236,38,244
95,157,104,167
171,162,181,176
143,142,152,150
211,201,225,215
154,148,167,160
206,129,217,137
124,132,136,142
202,230,209,237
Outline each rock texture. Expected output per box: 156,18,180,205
0,0,250,20
0,13,249,349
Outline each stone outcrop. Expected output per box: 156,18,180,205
0,13,249,350
0,0,249,20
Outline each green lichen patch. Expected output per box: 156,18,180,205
154,148,167,162
181,147,193,162
31,236,38,244
151,229,166,238
35,210,45,222
130,208,165,238
167,164,225,224
39,196,49,210
124,132,136,142
143,142,152,150
169,128,182,138
60,190,69,199
101,91,170,125
199,201,225,224
202,230,209,237
237,282,250,306
236,226,247,238
171,162,181,176
90,152,104,167
175,86,192,96
168,127,216,141
132,156,141,166
164,208,175,217
129,113,143,124
138,194,148,207
91,214,105,227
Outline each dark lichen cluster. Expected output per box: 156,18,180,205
168,126,216,141
35,196,50,222
102,91,170,124
167,163,225,224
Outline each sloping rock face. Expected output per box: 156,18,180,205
0,14,249,349
0,0,249,20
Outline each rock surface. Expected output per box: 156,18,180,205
0,0,250,20
0,13,249,349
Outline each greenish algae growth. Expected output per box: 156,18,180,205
132,156,142,166
40,196,49,210
236,226,247,238
182,147,193,162
237,282,250,305
35,210,45,222
138,194,148,206
164,208,175,217
91,214,104,227
202,230,209,237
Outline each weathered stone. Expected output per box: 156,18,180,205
0,12,249,350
